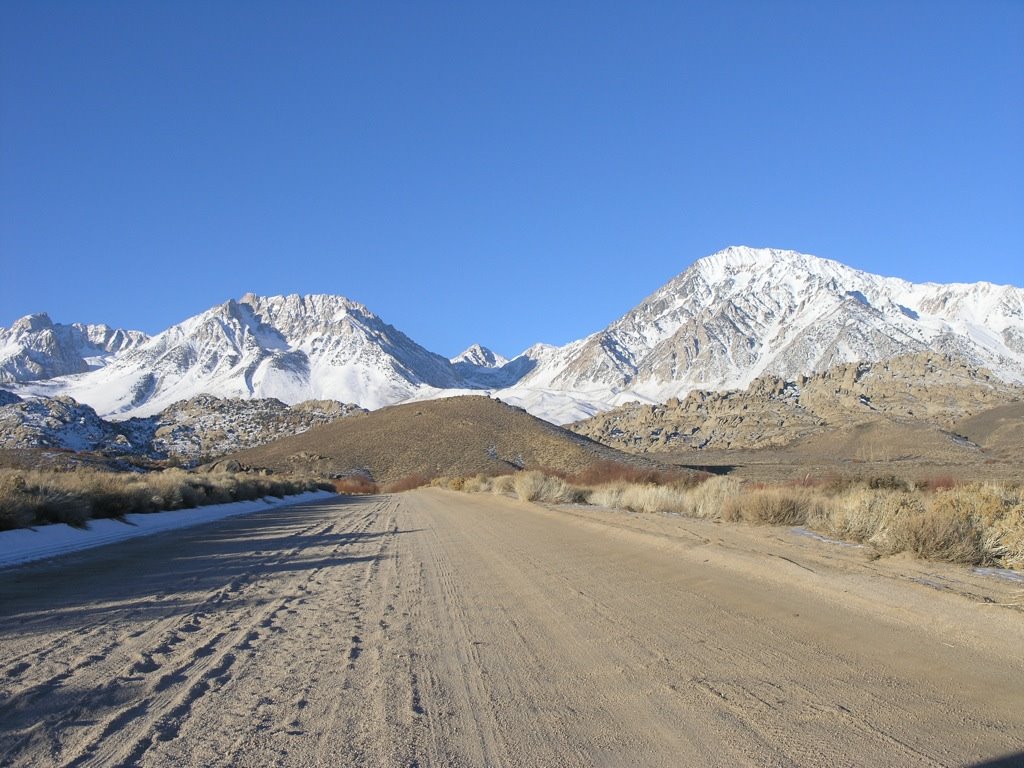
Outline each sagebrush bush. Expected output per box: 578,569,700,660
681,476,743,519
491,474,516,496
897,505,984,564
512,471,583,504
723,488,808,525
462,474,492,493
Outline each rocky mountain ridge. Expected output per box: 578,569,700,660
5,247,1023,423
0,313,148,384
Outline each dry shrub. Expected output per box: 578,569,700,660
382,474,433,493
616,484,688,514
681,476,743,519
0,473,33,530
586,484,624,509
512,471,582,504
867,475,913,492
333,476,379,495
896,506,984,564
462,474,492,493
914,484,1022,565
825,489,925,551
989,503,1024,570
723,488,808,526
490,474,516,496
28,484,91,527
144,470,202,510
814,483,1024,566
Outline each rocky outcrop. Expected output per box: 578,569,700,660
569,352,1024,452
131,394,366,461
0,393,364,463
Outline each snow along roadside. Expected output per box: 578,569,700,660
0,490,337,570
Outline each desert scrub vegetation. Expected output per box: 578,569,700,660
0,468,332,531
434,467,1024,570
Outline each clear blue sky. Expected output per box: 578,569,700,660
2,1,1022,358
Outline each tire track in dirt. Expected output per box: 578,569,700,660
0,499,377,768
68,512,380,768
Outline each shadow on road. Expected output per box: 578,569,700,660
0,494,407,632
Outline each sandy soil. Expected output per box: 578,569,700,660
1,490,1022,767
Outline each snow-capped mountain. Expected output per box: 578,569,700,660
0,313,148,383
20,294,462,416
7,247,1023,424
493,247,1024,420
448,344,533,389
452,344,508,368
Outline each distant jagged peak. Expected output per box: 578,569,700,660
3,312,147,344
452,344,508,368
9,312,56,333
238,292,375,321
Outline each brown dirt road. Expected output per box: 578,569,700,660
1,490,1022,767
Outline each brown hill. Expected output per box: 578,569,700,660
953,403,1024,461
227,396,665,484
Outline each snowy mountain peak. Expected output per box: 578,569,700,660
0,313,148,384
452,344,508,368
20,292,464,417
498,246,1024,421
11,312,56,334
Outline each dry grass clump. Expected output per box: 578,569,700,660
512,471,585,504
723,488,810,526
490,474,516,496
0,468,331,530
823,489,925,552
461,474,493,493
684,476,744,519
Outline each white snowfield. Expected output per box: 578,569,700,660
0,490,335,570
5,246,1023,424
